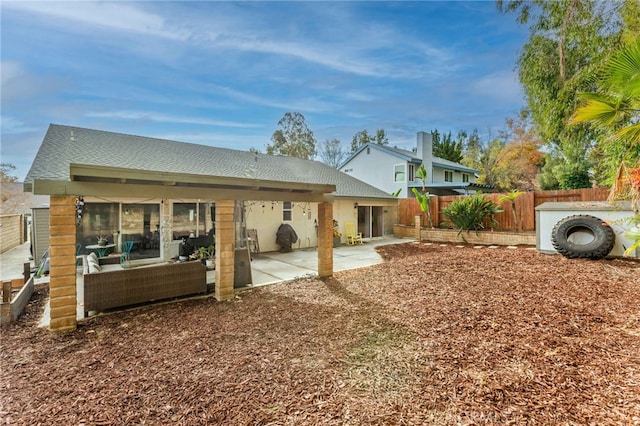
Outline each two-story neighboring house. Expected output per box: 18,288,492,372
339,131,492,197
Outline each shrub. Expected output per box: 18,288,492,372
442,195,503,235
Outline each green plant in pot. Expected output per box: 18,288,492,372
198,245,215,267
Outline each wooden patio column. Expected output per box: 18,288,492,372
317,201,333,278
49,195,77,332
214,200,235,301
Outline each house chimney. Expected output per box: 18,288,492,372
417,131,433,183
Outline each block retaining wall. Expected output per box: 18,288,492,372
394,225,536,246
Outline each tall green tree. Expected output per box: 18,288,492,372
432,130,464,163
461,128,483,171
318,138,346,168
477,138,506,189
498,0,624,188
350,129,388,152
267,112,317,159
492,114,544,191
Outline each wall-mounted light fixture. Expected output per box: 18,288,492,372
354,202,358,209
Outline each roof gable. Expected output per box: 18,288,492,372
340,142,479,174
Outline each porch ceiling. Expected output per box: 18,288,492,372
28,163,336,202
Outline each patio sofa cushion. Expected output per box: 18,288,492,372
86,252,101,273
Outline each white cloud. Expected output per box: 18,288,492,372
1,61,22,85
0,61,66,103
214,37,385,78
470,70,524,105
85,111,260,128
0,116,38,134
211,86,337,114
2,1,188,40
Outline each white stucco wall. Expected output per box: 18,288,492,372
245,200,319,252
245,199,396,252
341,148,407,197
332,200,359,242
431,165,476,184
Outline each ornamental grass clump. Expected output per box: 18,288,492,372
442,195,503,236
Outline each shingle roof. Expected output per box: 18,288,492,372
341,142,480,174
26,124,395,200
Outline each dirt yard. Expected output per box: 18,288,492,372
1,242,639,425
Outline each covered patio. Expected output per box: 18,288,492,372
25,125,356,331
25,124,398,331
29,166,336,332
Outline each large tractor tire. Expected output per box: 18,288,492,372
551,214,615,260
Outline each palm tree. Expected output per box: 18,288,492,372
572,39,640,211
572,40,640,145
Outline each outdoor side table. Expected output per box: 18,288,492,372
85,243,116,258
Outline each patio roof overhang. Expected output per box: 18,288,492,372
408,182,495,191
26,163,336,202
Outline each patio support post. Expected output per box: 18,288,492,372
415,215,422,241
160,199,172,261
317,201,333,278
214,200,235,300
48,195,77,332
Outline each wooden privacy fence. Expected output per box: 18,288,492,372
0,214,25,254
398,188,610,232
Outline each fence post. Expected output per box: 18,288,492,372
23,262,31,282
2,281,11,303
431,195,439,228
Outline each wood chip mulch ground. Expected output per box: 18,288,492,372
1,242,640,425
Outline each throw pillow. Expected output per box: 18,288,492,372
88,261,101,274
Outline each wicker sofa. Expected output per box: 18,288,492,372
82,255,207,315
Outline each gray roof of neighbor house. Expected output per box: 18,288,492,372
341,143,479,175
25,124,396,201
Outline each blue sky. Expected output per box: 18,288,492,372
1,1,529,180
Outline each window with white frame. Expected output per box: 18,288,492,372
283,201,292,221
394,164,406,182
444,170,454,182
408,164,416,182
462,173,469,183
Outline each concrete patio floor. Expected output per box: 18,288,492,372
1,237,412,326
248,237,405,286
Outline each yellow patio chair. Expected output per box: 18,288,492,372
345,222,363,245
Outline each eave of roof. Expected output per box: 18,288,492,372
408,181,494,190
431,161,478,174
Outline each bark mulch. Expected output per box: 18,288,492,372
1,242,639,425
